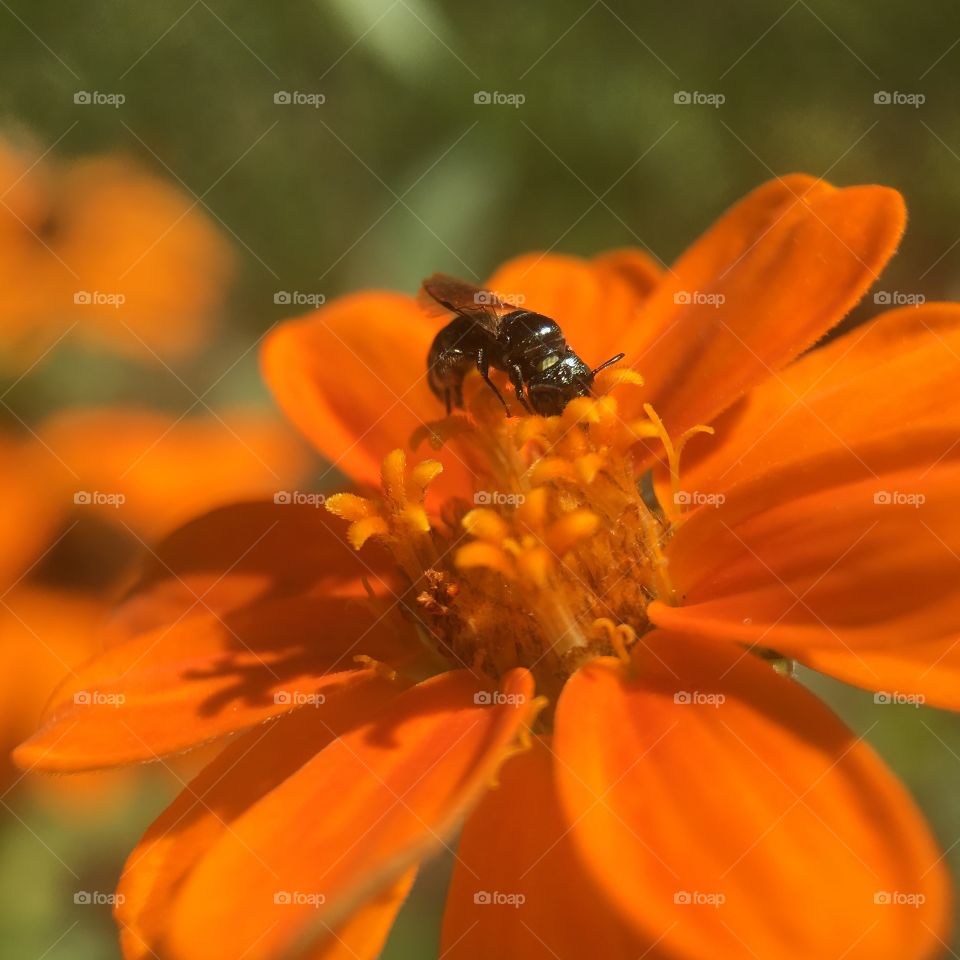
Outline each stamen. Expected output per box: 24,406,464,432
641,403,714,521
325,374,714,702
487,693,550,788
592,618,636,665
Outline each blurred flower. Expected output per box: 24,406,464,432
1,407,311,795
17,176,960,959
0,138,232,364
0,432,62,589
39,406,313,540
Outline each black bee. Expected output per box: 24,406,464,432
421,273,625,416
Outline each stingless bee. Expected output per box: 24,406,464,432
420,273,625,416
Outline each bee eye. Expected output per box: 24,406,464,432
537,354,560,372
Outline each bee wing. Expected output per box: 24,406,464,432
419,273,513,335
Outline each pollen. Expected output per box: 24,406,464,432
327,370,712,705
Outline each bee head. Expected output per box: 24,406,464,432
527,351,626,416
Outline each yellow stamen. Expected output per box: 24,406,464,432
642,402,714,521
592,618,635,665
325,373,714,702
487,693,550,788
325,492,376,522
345,516,389,550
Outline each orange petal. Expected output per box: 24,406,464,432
679,302,960,497
0,432,66,591
305,868,416,960
262,292,472,495
627,175,905,434
554,635,950,959
440,736,649,958
653,430,960,661
0,587,104,788
801,641,960,713
0,144,232,364
592,246,663,299
486,251,652,372
161,668,536,960
14,595,419,771
115,674,409,960
102,499,397,646
40,407,312,539
60,157,232,361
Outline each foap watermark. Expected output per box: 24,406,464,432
274,90,325,107
674,891,726,907
874,91,925,108
874,291,925,306
74,690,126,708
874,891,926,907
673,290,725,307
74,90,125,108
274,491,326,507
474,290,525,307
474,490,525,506
473,890,526,907
274,691,326,708
273,891,326,907
674,691,726,708
474,691,527,706
74,290,125,309
474,90,525,108
74,891,125,906
274,291,325,307
873,490,925,508
874,691,926,708
74,491,125,508
674,90,725,108
674,490,725,508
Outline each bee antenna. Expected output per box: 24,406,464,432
590,352,625,377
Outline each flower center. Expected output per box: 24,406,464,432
326,370,713,704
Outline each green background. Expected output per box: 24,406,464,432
2,1,960,957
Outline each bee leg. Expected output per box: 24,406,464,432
444,388,452,415
508,364,532,413
476,347,509,413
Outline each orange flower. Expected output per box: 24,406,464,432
16,175,959,959
0,138,231,364
0,409,310,797
38,406,313,539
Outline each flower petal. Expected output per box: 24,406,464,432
0,433,65,590
0,587,104,787
262,292,473,494
103,499,397,646
592,247,663,299
115,674,408,960
60,157,233,360
627,175,905,434
486,251,653,371
14,595,419,771
162,668,536,960
440,736,648,958
800,641,960,712
40,407,312,539
679,302,960,497
554,636,950,960
0,146,232,364
653,429,960,661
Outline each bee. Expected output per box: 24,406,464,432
420,273,625,416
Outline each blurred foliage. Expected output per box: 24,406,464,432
2,0,960,957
